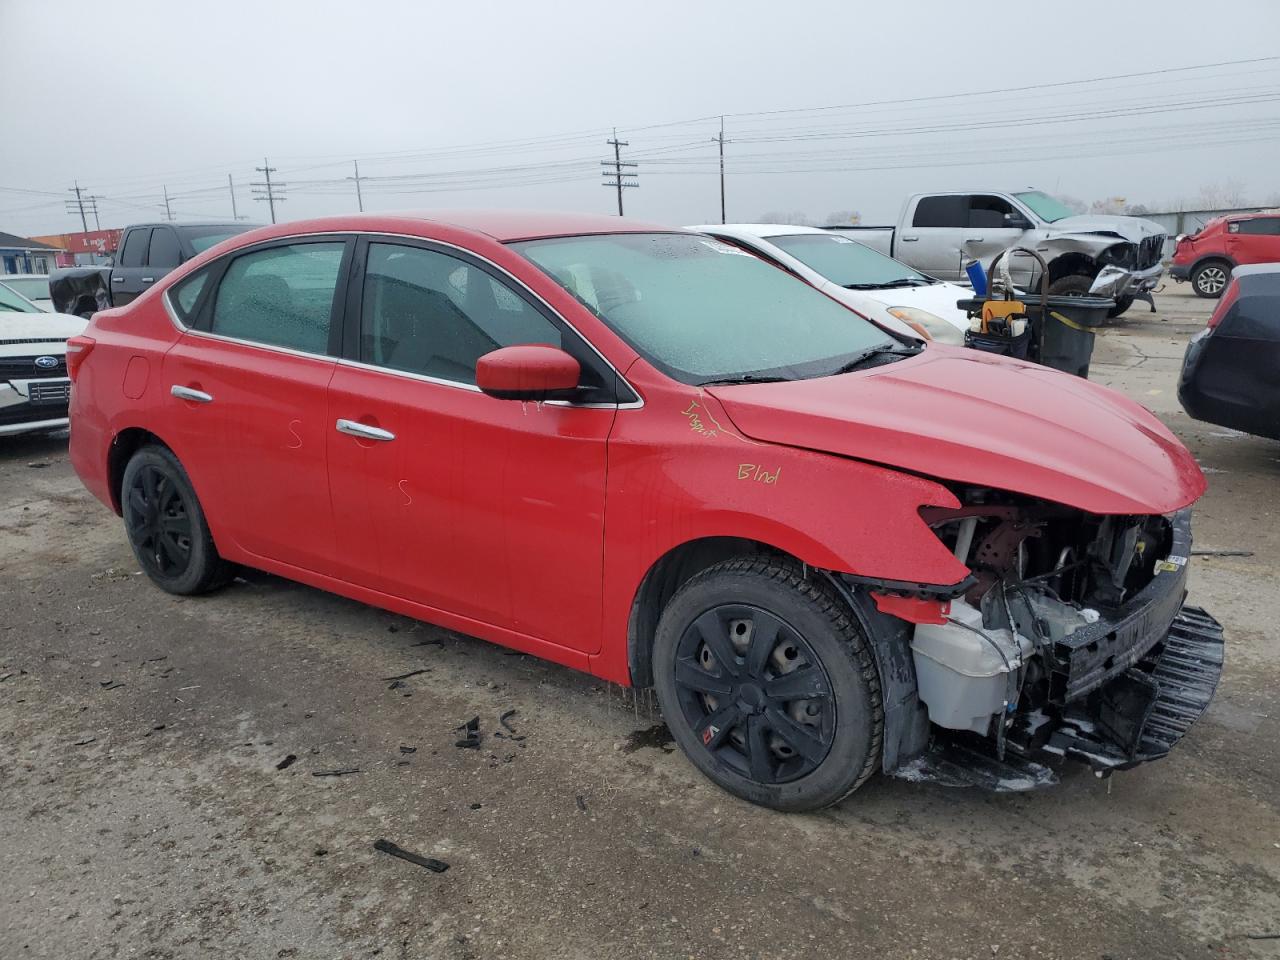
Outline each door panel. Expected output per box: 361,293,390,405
112,227,152,306
163,335,338,569
327,367,613,649
962,195,1027,282
900,195,966,279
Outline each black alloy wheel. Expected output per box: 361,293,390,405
121,445,235,595
126,463,193,579
653,557,882,811
672,604,835,784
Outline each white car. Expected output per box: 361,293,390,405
687,224,970,344
0,281,86,436
0,274,54,311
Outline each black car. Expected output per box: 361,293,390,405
49,222,258,318
1178,263,1280,441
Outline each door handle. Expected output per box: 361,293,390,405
141,277,156,283
111,276,124,283
336,418,395,442
171,385,213,403
900,236,919,242
964,237,984,242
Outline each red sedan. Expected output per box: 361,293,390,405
66,212,1222,810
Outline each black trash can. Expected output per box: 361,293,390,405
956,294,1115,378
1020,294,1115,378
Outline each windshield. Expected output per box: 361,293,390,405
179,225,253,253
765,233,929,287
513,232,895,384
1013,191,1073,223
1,276,49,300
0,282,42,314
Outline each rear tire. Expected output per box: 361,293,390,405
1191,260,1231,298
652,557,883,811
121,445,235,595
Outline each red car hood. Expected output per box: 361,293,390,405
707,347,1205,515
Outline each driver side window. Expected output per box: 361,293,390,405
967,195,1018,229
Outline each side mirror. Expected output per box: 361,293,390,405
476,344,581,401
1004,213,1032,230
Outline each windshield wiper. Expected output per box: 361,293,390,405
830,344,922,376
698,374,791,387
843,278,933,290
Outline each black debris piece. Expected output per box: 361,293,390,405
498,709,518,733
469,802,482,810
396,760,411,766
387,625,399,633
0,673,13,683
373,838,449,873
276,754,298,770
575,795,587,813
143,656,168,663
381,669,430,682
410,638,444,647
314,848,328,857
74,737,96,746
312,768,361,777
455,716,481,750
399,745,417,755
620,723,675,754
152,724,166,731
1246,933,1280,941
99,680,123,690
1191,549,1254,557
387,680,406,690
27,461,51,469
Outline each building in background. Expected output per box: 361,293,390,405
28,228,124,267
0,232,61,274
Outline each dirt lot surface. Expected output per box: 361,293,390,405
2,285,1277,960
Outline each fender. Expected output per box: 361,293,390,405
592,382,966,684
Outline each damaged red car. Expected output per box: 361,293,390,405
66,212,1223,810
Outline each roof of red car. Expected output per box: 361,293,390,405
384,209,674,241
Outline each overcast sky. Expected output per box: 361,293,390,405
2,0,1278,236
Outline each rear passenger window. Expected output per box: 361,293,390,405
171,269,209,322
912,196,967,228
148,228,182,269
1235,218,1280,236
211,242,345,354
360,243,561,384
118,229,150,268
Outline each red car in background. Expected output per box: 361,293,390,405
64,212,1222,810
1170,212,1280,297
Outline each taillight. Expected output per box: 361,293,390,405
1206,279,1239,330
65,335,96,382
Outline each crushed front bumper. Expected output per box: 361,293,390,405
890,510,1224,790
0,378,72,436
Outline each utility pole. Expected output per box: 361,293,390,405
67,181,89,232
251,158,285,224
163,186,174,222
347,160,364,212
713,117,730,224
85,196,102,231
601,128,637,216
228,174,241,220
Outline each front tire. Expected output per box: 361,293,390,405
121,445,234,595
652,558,883,811
1191,260,1230,298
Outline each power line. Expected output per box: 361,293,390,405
601,128,638,216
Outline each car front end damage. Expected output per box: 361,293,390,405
846,493,1222,789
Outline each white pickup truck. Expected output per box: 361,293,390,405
830,189,1168,317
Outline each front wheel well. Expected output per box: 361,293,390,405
107,428,171,514
627,537,806,688
1046,252,1098,284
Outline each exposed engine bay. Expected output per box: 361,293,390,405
863,490,1224,789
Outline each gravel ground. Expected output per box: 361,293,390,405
1,285,1277,960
